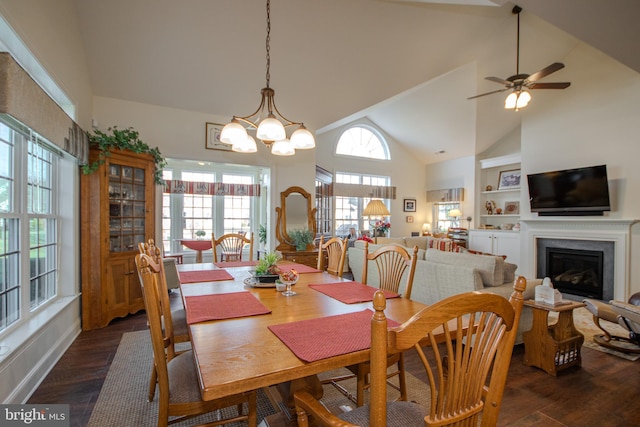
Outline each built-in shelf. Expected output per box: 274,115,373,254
481,189,520,195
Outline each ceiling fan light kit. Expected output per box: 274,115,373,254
468,5,571,111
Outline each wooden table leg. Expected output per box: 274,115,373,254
195,250,202,263
275,376,324,421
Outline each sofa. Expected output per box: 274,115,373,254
347,236,540,343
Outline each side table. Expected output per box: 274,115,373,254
279,250,319,268
522,300,585,376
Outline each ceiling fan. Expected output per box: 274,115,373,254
468,5,571,110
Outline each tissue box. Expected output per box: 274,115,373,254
535,285,563,305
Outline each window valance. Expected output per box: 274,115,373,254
332,183,396,200
0,53,89,164
164,180,261,197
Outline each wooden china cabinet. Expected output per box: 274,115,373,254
80,148,156,330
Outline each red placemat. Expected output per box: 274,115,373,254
278,263,322,274
178,269,234,284
214,260,258,268
268,310,399,362
309,282,400,304
184,292,271,324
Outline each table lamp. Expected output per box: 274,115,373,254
363,199,390,237
422,223,431,236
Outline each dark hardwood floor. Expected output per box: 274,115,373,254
29,290,640,427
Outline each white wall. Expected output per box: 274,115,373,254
520,43,640,220
0,0,93,127
315,118,427,238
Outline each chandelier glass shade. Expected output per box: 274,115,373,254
219,0,315,155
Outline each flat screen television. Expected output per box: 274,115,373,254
527,164,611,216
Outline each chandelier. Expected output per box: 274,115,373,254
219,0,315,156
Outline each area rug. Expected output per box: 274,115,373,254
87,330,276,427
564,306,640,362
87,330,429,427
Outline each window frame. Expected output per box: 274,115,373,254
334,172,391,236
161,161,264,257
0,118,68,336
334,125,391,161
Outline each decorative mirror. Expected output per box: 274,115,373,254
276,186,317,251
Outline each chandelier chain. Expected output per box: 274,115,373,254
265,0,271,88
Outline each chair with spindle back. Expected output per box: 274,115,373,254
212,232,254,262
295,277,527,427
135,253,257,427
316,236,348,277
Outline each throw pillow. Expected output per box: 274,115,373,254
503,262,518,284
428,238,456,252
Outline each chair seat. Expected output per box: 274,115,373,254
167,350,202,404
338,401,426,426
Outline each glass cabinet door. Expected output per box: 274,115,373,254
109,163,147,252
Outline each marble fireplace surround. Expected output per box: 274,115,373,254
520,219,639,301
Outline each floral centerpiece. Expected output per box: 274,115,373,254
374,220,391,237
194,230,206,239
357,235,374,243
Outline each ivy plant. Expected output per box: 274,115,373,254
81,126,167,184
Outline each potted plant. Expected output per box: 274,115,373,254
289,229,315,251
195,230,206,239
82,126,167,184
253,251,281,283
258,224,267,248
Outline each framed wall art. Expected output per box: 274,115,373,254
403,198,416,212
406,215,414,223
498,169,521,190
504,201,520,215
205,122,232,151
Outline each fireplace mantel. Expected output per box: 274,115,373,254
520,219,640,301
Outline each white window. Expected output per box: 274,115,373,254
0,120,60,333
161,162,261,256
180,171,215,240
335,172,390,236
335,126,390,160
433,203,461,234
222,174,252,234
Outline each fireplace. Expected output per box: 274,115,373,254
522,219,636,302
546,248,604,299
536,238,615,301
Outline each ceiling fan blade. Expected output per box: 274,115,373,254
526,62,565,83
485,76,513,86
529,82,571,89
467,88,509,100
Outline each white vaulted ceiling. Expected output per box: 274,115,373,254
70,0,639,164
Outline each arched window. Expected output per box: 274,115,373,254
335,126,390,160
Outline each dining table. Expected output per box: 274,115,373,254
178,239,212,263
176,261,430,422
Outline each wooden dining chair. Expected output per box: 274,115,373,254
295,277,527,427
135,253,257,427
138,239,190,401
324,242,419,407
212,232,254,262
316,236,348,277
